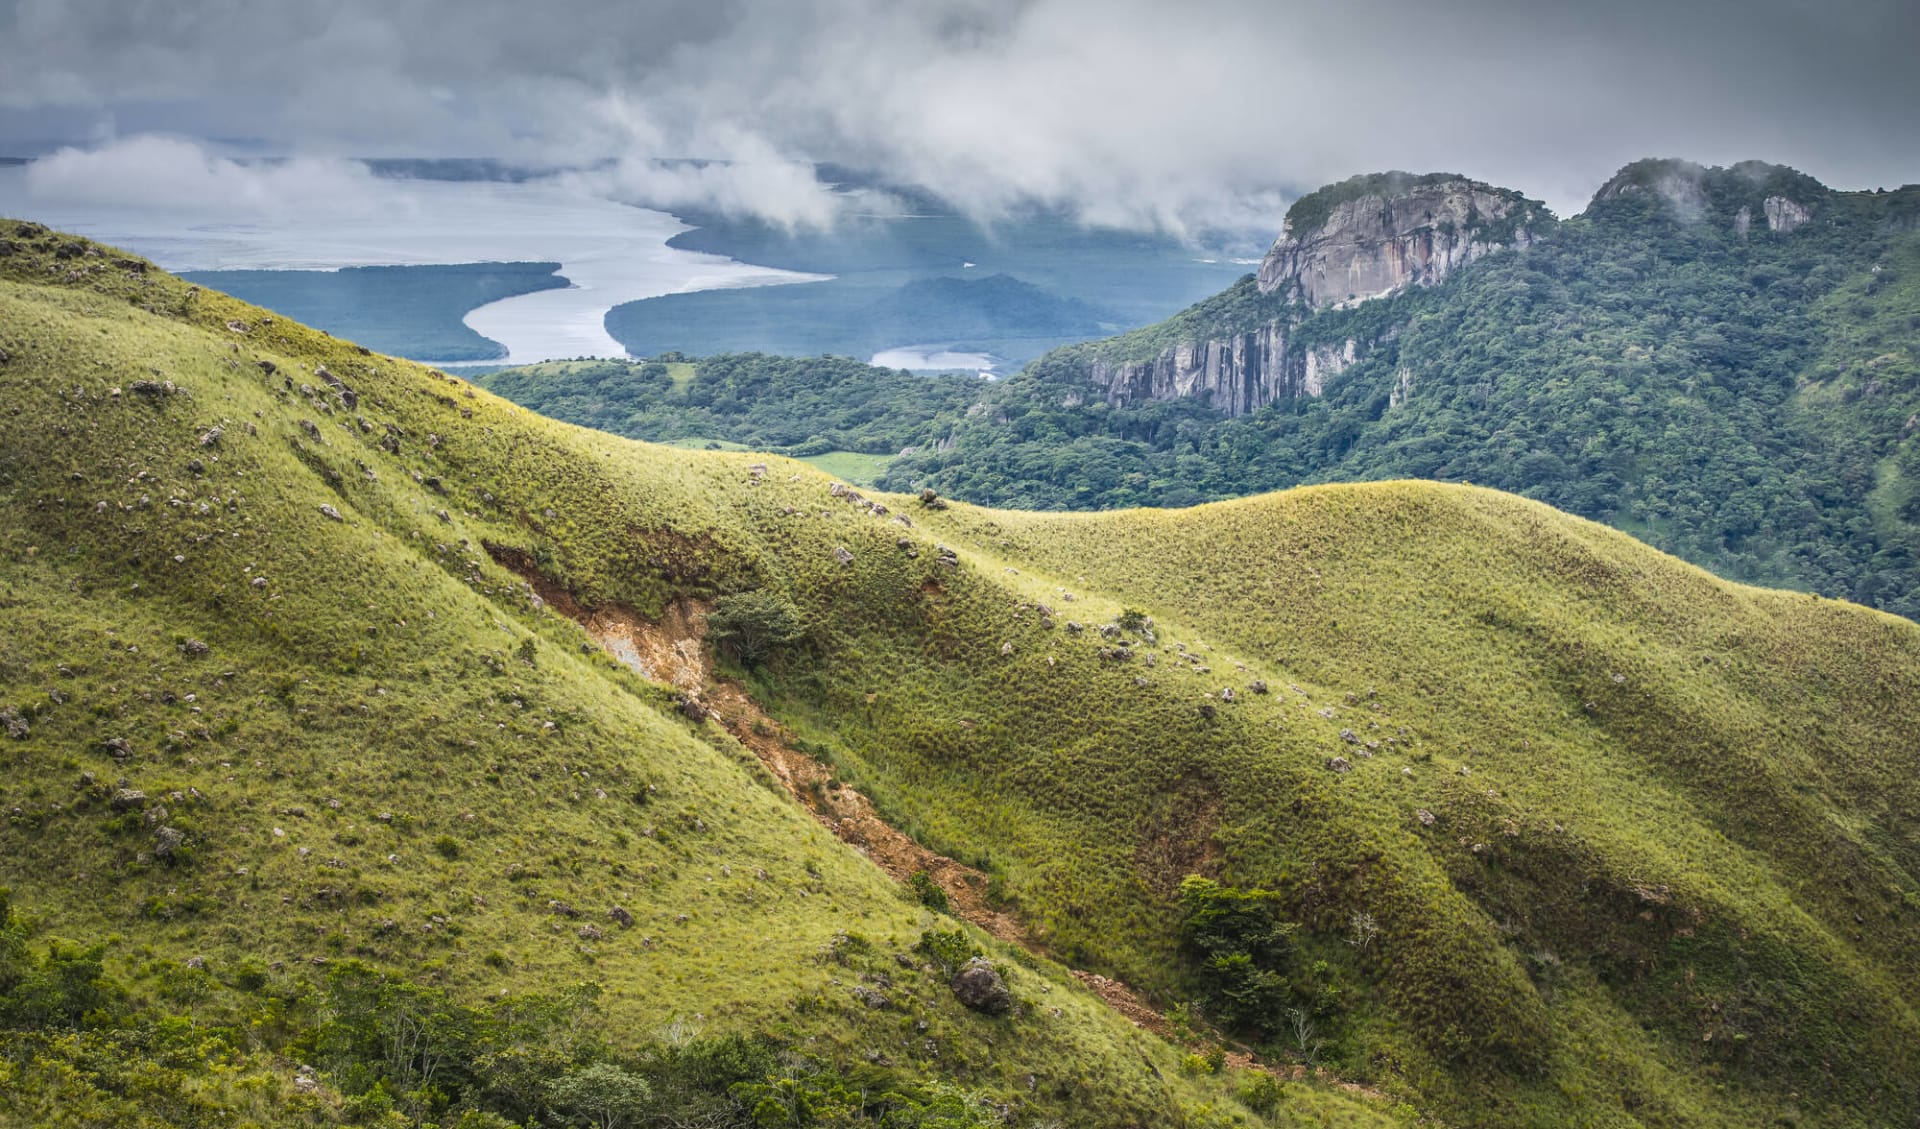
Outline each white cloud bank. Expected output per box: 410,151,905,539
3,0,1917,232
24,135,391,218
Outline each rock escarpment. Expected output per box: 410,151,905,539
1088,330,1361,418
1088,172,1541,415
1256,173,1546,308
1081,160,1824,419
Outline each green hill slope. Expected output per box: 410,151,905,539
0,224,1384,1128
4,223,1920,1127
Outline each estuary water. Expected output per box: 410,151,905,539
0,168,826,364
868,346,1001,376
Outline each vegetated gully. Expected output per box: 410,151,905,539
490,545,1379,1096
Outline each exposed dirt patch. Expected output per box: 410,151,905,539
487,543,1025,943
1072,970,1176,1039
701,679,1030,947
489,546,1388,1104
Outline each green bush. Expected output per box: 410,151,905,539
908,871,950,913
706,590,808,667
1237,1070,1286,1114
1177,876,1298,1038
914,929,978,978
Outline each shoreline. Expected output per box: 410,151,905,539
0,169,828,365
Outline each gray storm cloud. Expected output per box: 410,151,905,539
2,0,1916,230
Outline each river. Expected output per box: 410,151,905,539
0,168,827,364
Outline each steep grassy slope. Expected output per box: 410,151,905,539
0,224,1388,1128
731,482,1920,1126
4,224,1920,1128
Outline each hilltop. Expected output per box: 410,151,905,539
3,224,1920,1127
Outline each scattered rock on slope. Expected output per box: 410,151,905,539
951,957,1013,1014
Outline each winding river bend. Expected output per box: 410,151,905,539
0,168,826,365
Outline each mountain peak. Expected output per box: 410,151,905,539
1257,171,1549,309
1587,157,1828,231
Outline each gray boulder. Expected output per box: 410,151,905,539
950,957,1013,1015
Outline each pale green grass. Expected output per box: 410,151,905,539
797,450,896,486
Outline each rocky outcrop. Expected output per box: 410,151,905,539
1087,172,1542,415
1091,323,1286,416
1257,174,1544,308
1088,328,1362,417
950,957,1013,1014
1081,173,1541,415
1389,365,1415,408
1764,196,1811,233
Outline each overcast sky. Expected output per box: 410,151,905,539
2,0,1916,232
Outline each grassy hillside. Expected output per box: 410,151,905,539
3,222,1920,1127
0,223,1383,1128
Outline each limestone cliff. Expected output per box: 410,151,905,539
1085,172,1540,415
1087,327,1360,417
1256,173,1547,308
1069,159,1837,422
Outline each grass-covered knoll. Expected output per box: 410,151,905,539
884,163,1920,618
178,262,569,362
477,353,985,458
6,224,1920,1127
0,222,1392,1128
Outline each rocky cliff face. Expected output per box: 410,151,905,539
1080,160,1831,420
1255,174,1545,308
1086,173,1539,415
1088,327,1360,417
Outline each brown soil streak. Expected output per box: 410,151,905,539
489,547,1386,1102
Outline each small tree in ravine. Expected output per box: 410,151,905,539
1177,876,1299,1037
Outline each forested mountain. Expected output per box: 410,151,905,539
487,159,1920,618
882,160,1920,617
9,222,1920,1127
